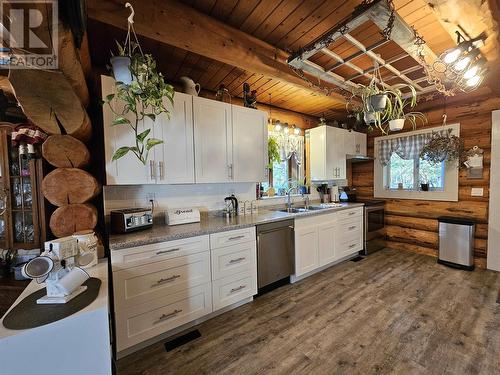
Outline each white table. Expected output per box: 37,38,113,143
0,259,112,375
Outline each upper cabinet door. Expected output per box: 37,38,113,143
231,106,268,183
156,92,195,184
326,126,346,180
354,132,367,156
344,131,356,155
193,97,232,183
101,75,154,185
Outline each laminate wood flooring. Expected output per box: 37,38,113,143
117,249,500,375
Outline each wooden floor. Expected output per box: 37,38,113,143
117,249,500,375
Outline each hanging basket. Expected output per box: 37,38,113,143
110,56,132,85
369,94,388,112
389,118,405,132
363,111,376,125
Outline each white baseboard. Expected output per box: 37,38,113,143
290,253,359,283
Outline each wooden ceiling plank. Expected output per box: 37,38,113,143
251,0,303,41
209,0,239,21
87,0,347,106
224,0,261,29
239,0,284,34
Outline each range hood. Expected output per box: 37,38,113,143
346,154,374,162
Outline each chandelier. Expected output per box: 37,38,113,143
417,31,487,96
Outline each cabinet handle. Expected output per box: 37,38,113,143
155,248,180,256
153,274,181,287
158,161,165,180
150,160,155,180
228,235,245,241
349,244,357,249
228,257,245,264
348,211,355,216
154,309,182,324
228,164,233,179
348,226,356,230
230,285,246,294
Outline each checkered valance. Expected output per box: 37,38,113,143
378,129,450,166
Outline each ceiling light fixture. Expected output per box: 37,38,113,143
418,30,487,95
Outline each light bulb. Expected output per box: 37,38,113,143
284,127,290,134
463,65,479,79
294,127,300,135
443,48,461,64
466,75,481,87
274,123,282,132
454,56,471,71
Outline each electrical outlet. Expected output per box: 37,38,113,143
146,192,156,204
471,188,484,197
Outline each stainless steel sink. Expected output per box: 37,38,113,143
307,205,327,210
278,207,309,213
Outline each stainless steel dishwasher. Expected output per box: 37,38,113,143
256,220,294,291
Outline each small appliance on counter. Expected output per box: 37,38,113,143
110,207,153,234
21,237,91,304
165,207,201,226
339,187,357,202
224,194,239,217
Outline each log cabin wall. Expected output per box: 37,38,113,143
352,97,500,269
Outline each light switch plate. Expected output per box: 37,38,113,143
471,188,484,197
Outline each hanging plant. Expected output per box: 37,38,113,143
384,84,427,132
103,4,175,165
420,129,464,166
267,136,281,169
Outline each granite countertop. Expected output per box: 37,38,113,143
108,202,365,250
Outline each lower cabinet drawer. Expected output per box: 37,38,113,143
336,217,363,244
211,241,256,281
115,283,212,352
212,271,257,311
113,252,211,309
336,236,363,258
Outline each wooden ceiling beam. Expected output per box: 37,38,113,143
86,0,347,106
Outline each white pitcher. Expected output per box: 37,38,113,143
179,76,201,96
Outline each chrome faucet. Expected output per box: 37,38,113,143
286,186,299,212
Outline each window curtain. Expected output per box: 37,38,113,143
378,128,450,166
269,130,304,166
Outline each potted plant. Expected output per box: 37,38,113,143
385,84,427,132
420,128,464,166
420,171,429,191
110,41,133,85
103,49,175,164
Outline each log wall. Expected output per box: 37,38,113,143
352,97,500,269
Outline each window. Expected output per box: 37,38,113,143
387,153,445,191
374,124,459,201
261,157,302,196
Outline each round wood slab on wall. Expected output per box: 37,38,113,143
42,135,90,168
49,203,98,238
42,168,100,206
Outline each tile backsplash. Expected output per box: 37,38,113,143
103,183,321,214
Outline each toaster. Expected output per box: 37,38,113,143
110,208,153,233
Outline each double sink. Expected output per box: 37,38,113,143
276,203,344,214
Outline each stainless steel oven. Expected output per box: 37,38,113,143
361,201,386,255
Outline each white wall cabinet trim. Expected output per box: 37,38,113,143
488,110,500,271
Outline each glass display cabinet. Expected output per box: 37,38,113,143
0,126,43,250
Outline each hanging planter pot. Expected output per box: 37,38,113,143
389,118,405,132
369,94,388,112
363,111,376,125
110,56,132,85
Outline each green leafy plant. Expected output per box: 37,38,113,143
103,44,175,165
354,81,391,134
267,136,281,169
384,84,427,130
420,129,464,166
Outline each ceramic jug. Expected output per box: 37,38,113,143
179,76,201,96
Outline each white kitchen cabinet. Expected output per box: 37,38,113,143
345,131,367,156
155,92,195,184
318,220,337,266
231,105,268,182
102,75,155,185
102,76,195,185
294,225,319,277
193,96,233,183
309,125,346,181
